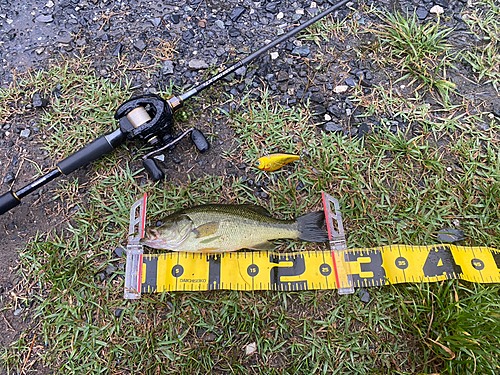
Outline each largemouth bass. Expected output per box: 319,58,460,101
141,204,329,253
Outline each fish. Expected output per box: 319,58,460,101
253,153,300,172
140,204,329,253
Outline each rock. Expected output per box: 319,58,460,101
270,52,279,60
277,71,288,82
171,14,180,24
310,93,324,103
357,123,370,138
324,122,343,132
114,247,126,257
430,5,444,15
105,264,117,275
150,17,162,27
114,308,124,318
437,228,465,242
163,60,174,75
292,46,310,57
134,39,147,52
358,288,370,303
230,7,246,21
20,129,30,138
215,20,225,29
46,0,54,7
35,14,53,23
345,77,357,87
245,342,257,355
32,93,48,108
189,59,209,69
313,105,327,116
333,85,349,93
3,173,14,183
228,28,240,37
14,308,23,316
416,7,429,20
235,66,246,76
57,32,73,44
265,2,279,14
112,42,123,57
276,12,284,20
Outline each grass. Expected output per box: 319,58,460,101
2,4,500,375
460,0,500,91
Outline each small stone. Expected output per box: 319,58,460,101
324,122,343,132
134,39,147,52
150,17,162,27
20,129,31,138
437,228,465,242
324,114,332,121
171,14,180,24
230,7,246,21
57,32,73,44
35,15,53,23
310,93,324,103
277,71,289,82
114,247,126,257
228,28,240,37
276,12,284,20
215,20,225,29
14,308,23,316
357,123,370,138
265,2,279,14
235,66,247,76
430,5,444,15
112,42,123,57
4,173,15,183
114,308,124,318
32,93,48,108
358,288,370,303
296,8,305,15
313,106,327,116
154,154,165,162
270,52,279,60
105,264,117,276
46,0,54,7
333,85,348,93
245,342,257,355
416,7,428,20
345,77,357,87
292,46,310,57
163,60,174,75
260,192,269,199
189,59,209,69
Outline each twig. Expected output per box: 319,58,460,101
20,334,37,374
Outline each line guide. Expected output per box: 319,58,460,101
124,194,500,299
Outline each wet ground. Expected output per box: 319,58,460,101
0,0,498,372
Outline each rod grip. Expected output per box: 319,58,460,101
57,129,125,174
0,191,21,215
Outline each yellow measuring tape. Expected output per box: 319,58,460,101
139,245,500,293
124,194,500,298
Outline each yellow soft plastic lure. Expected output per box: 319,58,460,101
253,153,300,171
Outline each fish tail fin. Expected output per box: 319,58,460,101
296,211,329,242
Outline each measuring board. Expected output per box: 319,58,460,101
123,194,500,298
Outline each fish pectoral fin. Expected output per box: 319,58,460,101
247,241,275,251
193,222,220,238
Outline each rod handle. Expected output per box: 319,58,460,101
0,191,20,215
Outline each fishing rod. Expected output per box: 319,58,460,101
0,0,349,215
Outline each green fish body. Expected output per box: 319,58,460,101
141,204,328,253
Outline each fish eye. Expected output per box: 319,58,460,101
254,160,261,166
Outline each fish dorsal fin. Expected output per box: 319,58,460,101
246,241,275,251
239,204,272,217
193,222,219,238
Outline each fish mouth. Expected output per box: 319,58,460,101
141,221,192,250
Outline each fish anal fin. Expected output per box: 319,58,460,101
194,222,219,238
247,241,275,251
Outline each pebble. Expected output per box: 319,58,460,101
114,247,126,257
324,122,343,132
416,7,429,20
430,5,444,15
105,264,117,275
134,39,147,52
112,42,123,57
357,123,370,138
150,18,162,27
215,20,225,29
35,15,53,23
270,52,279,60
32,93,48,108
437,228,465,242
333,85,348,93
358,288,370,303
20,129,31,138
345,77,357,87
114,308,124,318
171,14,180,24
163,60,174,75
276,12,284,20
292,46,310,57
14,308,23,316
189,59,209,69
3,172,14,184
230,7,246,22
265,2,279,14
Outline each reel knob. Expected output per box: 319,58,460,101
143,158,164,182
